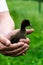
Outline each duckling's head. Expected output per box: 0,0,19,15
21,19,31,30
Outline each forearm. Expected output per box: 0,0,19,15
0,0,15,36
0,12,15,36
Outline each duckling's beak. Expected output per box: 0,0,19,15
29,24,32,27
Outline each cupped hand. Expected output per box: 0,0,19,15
0,34,29,56
0,29,34,56
1,42,29,56
0,35,29,56
3,29,34,56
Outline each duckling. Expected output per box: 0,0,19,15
10,19,31,43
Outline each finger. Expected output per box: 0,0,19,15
26,29,34,34
5,42,24,51
3,52,25,57
16,44,29,56
11,29,34,35
9,29,34,35
0,42,6,51
0,34,11,46
2,44,29,56
8,29,34,36
15,47,28,56
7,44,29,53
19,38,30,44
10,53,26,57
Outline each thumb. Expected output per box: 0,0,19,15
7,29,20,39
0,34,11,46
26,29,34,34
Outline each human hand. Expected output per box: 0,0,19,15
1,42,29,56
1,29,34,56
0,34,29,56
6,29,34,44
0,29,34,56
0,11,34,56
0,33,29,56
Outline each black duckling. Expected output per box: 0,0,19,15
10,19,31,43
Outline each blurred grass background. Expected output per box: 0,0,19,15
0,0,43,65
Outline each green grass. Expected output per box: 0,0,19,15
0,0,43,65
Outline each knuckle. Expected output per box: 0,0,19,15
20,42,24,45
24,44,28,47
6,43,10,46
23,48,28,53
27,38,30,43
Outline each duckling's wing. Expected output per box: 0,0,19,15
10,30,26,43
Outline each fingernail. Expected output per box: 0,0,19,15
23,53,25,55
31,29,34,31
